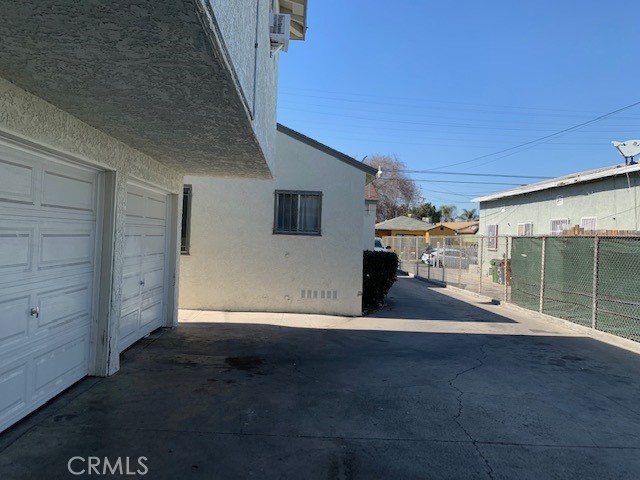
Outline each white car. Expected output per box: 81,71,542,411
374,237,387,252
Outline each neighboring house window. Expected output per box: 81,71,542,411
274,190,322,235
550,218,570,236
181,185,192,254
580,216,597,232
517,222,533,236
487,224,498,250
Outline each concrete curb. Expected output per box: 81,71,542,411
438,282,640,356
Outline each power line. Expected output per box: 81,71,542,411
394,170,552,180
412,179,524,186
428,100,640,171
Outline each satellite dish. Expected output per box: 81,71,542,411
612,140,640,164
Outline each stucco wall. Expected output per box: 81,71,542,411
364,201,377,250
210,0,279,165
478,172,640,237
0,77,183,374
180,130,367,316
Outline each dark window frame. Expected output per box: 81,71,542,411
273,190,323,236
181,185,192,254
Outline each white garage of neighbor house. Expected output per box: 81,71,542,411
0,0,308,433
180,124,378,317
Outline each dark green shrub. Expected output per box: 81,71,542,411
363,251,399,311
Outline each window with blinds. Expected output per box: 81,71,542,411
274,190,322,235
580,217,597,232
487,224,498,250
550,218,570,235
517,222,533,236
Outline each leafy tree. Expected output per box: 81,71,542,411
365,155,421,222
409,202,441,223
457,208,479,221
438,205,457,222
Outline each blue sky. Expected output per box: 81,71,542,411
276,0,640,212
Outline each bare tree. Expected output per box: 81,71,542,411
365,155,421,222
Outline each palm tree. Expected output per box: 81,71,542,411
438,205,457,222
457,208,479,221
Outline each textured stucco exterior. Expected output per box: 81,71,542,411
180,130,368,316
0,0,278,177
478,171,640,236
203,0,280,169
0,77,183,374
364,201,377,250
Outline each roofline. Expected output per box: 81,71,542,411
277,123,378,177
472,163,640,203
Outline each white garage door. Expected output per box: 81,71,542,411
0,141,99,432
119,183,168,351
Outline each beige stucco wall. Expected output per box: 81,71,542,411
181,130,367,316
0,77,183,374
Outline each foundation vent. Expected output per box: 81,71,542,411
301,289,338,300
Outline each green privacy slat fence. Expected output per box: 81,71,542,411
596,237,640,342
391,234,640,343
542,237,594,327
510,237,543,311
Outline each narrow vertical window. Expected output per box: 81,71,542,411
487,224,498,250
181,185,192,254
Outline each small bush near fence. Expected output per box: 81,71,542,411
363,251,399,311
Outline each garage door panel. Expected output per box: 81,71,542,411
38,229,94,270
0,362,28,426
32,334,89,402
140,301,162,328
0,156,35,204
123,228,143,263
142,268,164,291
121,272,142,303
0,229,32,273
41,166,97,213
0,295,30,350
145,196,167,222
119,310,140,347
0,139,98,433
36,284,91,331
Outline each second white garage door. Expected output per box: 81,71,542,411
119,183,168,351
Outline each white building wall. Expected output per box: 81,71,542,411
0,77,183,374
181,131,366,316
209,0,279,165
479,173,640,237
363,201,377,250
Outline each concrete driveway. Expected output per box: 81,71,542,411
1,277,640,479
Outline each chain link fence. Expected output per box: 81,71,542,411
384,234,640,343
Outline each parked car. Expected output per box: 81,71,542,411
374,237,387,252
420,246,436,265
427,248,470,268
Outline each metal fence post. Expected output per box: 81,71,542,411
592,236,600,330
457,236,462,286
539,236,546,313
503,236,509,302
478,237,483,294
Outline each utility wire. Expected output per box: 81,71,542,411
428,100,640,171
412,179,524,186
390,170,552,180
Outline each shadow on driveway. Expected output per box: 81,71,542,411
1,278,639,479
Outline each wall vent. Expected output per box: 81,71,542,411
301,289,338,300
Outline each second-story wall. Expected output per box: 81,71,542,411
209,0,279,165
479,172,640,237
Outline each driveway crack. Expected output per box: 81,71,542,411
448,341,495,480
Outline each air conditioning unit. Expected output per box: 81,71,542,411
269,13,290,53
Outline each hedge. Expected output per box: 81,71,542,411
363,250,399,311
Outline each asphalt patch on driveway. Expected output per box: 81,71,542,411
224,356,264,372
